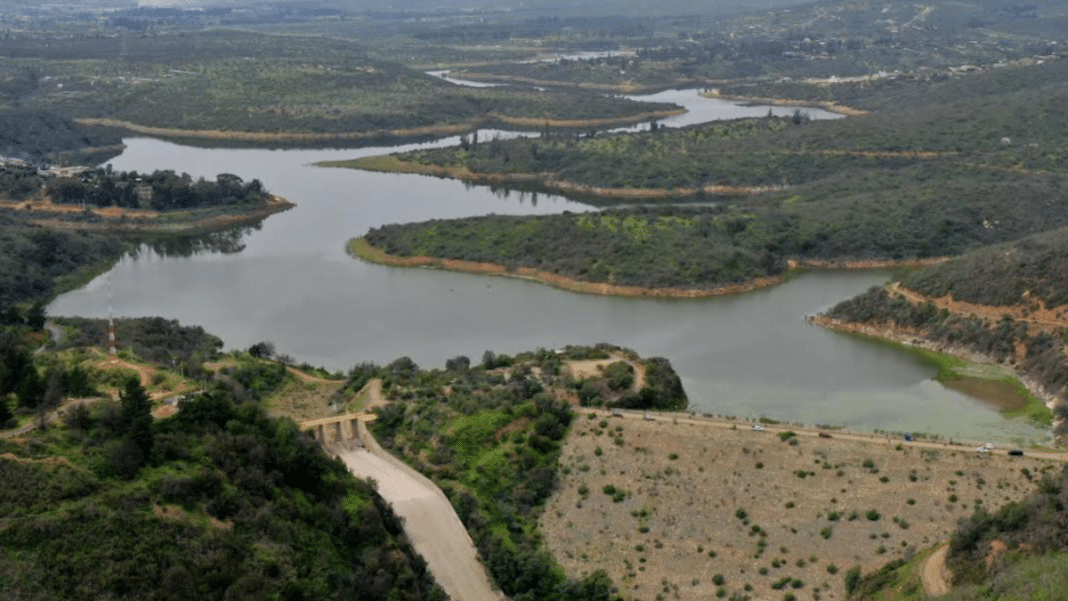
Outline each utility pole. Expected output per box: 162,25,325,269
107,274,117,357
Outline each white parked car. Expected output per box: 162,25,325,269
976,446,991,453
644,413,655,421
752,424,766,432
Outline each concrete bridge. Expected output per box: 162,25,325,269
298,413,377,450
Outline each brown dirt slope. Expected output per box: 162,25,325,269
540,409,1059,601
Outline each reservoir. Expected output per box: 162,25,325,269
49,96,1049,445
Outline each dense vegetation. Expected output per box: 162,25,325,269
0,29,678,141
0,108,121,164
361,345,686,601
0,212,124,306
45,169,270,211
0,376,444,601
362,208,785,290
450,0,1068,88
385,66,1068,191
359,163,1068,291
900,227,1068,310
53,316,223,370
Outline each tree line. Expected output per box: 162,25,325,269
46,169,270,211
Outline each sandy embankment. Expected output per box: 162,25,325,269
5,194,294,234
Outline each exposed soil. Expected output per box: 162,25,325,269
265,376,347,423
565,353,646,393
3,194,294,234
540,410,1059,601
921,543,951,597
889,282,1068,331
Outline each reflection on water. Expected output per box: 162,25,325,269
142,224,260,259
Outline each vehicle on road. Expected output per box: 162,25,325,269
644,413,654,421
611,409,624,417
1008,449,1024,456
751,424,766,432
818,432,832,439
976,446,991,453
904,433,914,442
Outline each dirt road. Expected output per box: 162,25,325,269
922,543,952,597
576,407,1068,462
334,422,506,601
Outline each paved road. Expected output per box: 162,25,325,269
334,421,507,601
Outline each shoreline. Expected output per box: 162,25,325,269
5,194,294,235
348,238,956,299
74,108,685,144
321,154,784,199
702,90,868,116
447,70,674,94
347,238,785,298
813,314,1060,429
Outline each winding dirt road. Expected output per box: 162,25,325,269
922,543,952,597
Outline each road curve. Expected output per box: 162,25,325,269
334,422,507,601
922,543,951,597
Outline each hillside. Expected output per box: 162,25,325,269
0,375,444,601
359,344,686,601
0,30,680,144
344,62,1068,193
351,160,1068,295
0,108,123,165
899,227,1068,310
820,229,1068,435
847,465,1068,601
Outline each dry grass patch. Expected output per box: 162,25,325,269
264,378,346,423
542,417,1049,601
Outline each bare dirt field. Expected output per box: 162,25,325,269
540,412,1059,601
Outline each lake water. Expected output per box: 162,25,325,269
48,91,1048,445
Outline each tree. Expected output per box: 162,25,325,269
119,376,153,455
248,341,275,359
0,394,12,426
16,367,44,409
26,301,46,332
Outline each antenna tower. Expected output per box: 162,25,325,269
107,274,117,356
